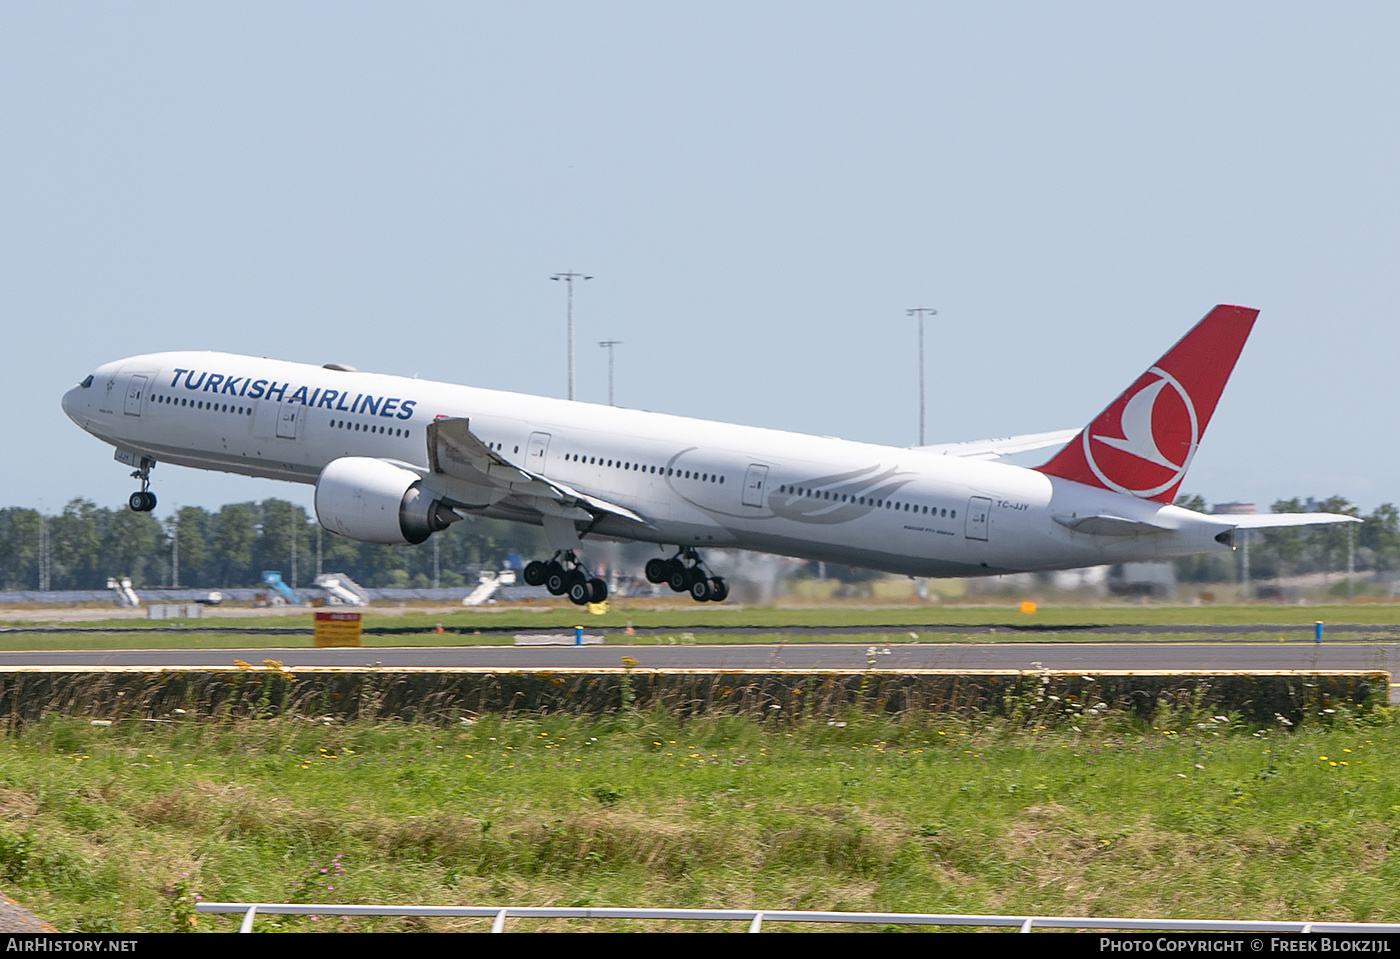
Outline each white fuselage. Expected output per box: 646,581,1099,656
62,351,1237,577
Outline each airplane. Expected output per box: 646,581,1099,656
61,304,1357,604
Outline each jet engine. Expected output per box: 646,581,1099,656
314,456,461,545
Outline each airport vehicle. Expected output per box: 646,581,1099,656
61,304,1355,604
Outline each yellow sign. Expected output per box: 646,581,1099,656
314,611,362,647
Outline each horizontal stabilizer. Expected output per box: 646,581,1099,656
1053,514,1174,536
917,429,1079,461
1224,512,1361,529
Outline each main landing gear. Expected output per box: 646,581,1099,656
127,459,156,513
645,548,729,603
522,551,608,606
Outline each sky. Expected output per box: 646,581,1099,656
4,2,1398,519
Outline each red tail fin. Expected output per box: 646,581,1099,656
1035,304,1259,502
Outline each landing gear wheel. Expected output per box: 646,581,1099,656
545,563,568,596
689,577,711,603
526,550,605,604
666,563,690,593
708,578,729,602
127,458,157,513
645,558,669,584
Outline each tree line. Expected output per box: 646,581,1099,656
0,499,550,591
1172,495,1400,584
0,494,1396,592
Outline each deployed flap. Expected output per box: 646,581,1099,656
1053,514,1174,536
1224,512,1362,529
918,429,1079,461
428,416,535,489
426,417,649,527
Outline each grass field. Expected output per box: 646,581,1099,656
0,602,1396,652
0,601,1394,932
9,601,1400,631
0,704,1396,933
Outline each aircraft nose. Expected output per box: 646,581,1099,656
61,384,82,423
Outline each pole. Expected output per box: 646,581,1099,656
39,513,50,591
551,272,593,401
1347,524,1355,599
906,307,937,446
1240,529,1250,601
599,340,622,406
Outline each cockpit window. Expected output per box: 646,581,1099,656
80,375,93,388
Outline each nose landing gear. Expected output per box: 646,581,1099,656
127,459,157,512
645,548,728,603
522,551,607,606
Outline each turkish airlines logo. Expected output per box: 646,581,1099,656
1082,366,1199,498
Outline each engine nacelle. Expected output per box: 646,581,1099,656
314,457,460,545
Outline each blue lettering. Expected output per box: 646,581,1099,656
336,392,352,412
204,374,224,393
309,388,322,407
318,389,338,409
265,381,287,402
171,368,189,388
362,395,381,416
248,379,268,399
380,398,399,417
290,385,309,405
185,371,206,390
397,400,416,420
221,376,242,395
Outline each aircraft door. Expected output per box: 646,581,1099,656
276,401,301,439
526,432,551,473
742,464,769,507
965,496,991,541
123,375,148,416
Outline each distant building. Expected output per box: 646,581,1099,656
1212,502,1257,515
1108,562,1176,598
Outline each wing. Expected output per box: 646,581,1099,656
916,429,1080,461
423,417,650,539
